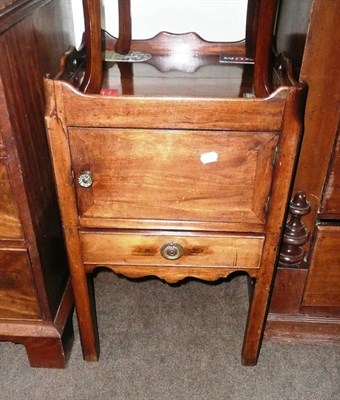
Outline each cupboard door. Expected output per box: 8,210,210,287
0,249,40,319
0,158,22,239
69,128,278,227
303,226,340,307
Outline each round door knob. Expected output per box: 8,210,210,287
78,171,93,188
160,242,183,260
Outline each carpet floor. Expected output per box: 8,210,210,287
0,271,339,400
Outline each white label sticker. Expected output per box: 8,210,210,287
200,151,219,164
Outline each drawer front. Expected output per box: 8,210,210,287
302,225,340,307
69,128,278,226
80,231,265,270
0,249,40,319
0,158,22,239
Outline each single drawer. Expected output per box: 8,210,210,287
69,128,278,228
0,249,40,319
80,231,264,270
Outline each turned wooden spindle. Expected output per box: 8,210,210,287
279,191,311,268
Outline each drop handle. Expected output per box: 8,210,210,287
160,242,184,260
77,170,93,188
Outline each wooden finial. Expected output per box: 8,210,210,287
279,191,311,268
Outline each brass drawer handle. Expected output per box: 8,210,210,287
160,242,184,260
78,170,93,188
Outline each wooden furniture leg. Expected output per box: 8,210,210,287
65,229,99,361
115,0,132,54
242,275,274,365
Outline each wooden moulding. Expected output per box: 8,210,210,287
265,314,340,344
51,78,290,132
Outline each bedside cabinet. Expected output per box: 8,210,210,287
44,0,306,366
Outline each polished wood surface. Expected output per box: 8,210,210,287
60,82,288,131
302,226,340,307
80,231,264,272
101,60,255,98
320,132,340,218
115,0,131,54
0,157,22,239
0,249,39,319
69,128,277,225
0,0,74,367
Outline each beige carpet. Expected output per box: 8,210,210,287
0,271,339,400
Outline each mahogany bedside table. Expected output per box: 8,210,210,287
44,0,306,365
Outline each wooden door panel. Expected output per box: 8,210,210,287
69,128,278,226
0,158,22,239
0,249,40,319
302,226,340,307
320,130,340,218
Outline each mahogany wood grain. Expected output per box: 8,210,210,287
0,280,74,368
104,30,247,57
0,249,40,319
80,231,264,271
69,128,277,226
265,315,340,344
252,0,279,97
0,157,22,239
319,130,340,218
45,82,99,361
269,268,308,314
115,0,131,55
80,0,102,93
61,82,288,131
245,0,259,59
302,226,340,307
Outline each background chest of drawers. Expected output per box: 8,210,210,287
0,0,74,367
